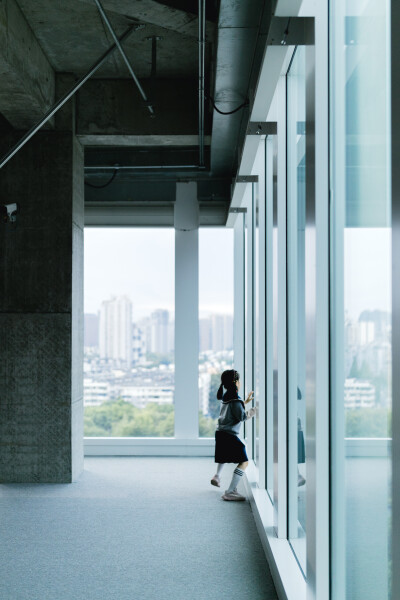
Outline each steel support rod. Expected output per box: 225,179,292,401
0,26,138,171
151,37,157,79
198,0,206,167
94,0,154,115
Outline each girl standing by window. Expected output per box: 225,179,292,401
210,369,255,501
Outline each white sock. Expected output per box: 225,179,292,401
227,467,244,493
216,463,224,477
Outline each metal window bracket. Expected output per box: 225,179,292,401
267,17,315,46
229,207,247,214
236,176,259,183
247,121,277,136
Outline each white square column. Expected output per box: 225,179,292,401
174,182,199,439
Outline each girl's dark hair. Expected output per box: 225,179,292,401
217,369,240,400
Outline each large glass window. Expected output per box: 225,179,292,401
287,45,307,574
84,228,175,437
254,175,260,466
262,125,278,503
271,136,279,503
244,185,251,448
245,182,256,456
330,1,391,597
251,143,266,471
198,228,234,437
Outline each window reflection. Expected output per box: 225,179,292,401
265,135,275,501
330,0,391,597
287,45,307,574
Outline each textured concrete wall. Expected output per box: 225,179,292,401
0,131,84,483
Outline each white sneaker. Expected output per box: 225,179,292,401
298,473,306,487
222,490,246,501
210,475,221,487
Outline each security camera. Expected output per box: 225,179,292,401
1,202,18,223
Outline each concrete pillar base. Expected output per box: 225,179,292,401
0,131,84,483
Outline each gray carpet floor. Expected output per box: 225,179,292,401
0,457,278,600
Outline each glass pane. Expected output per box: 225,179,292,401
244,186,251,447
287,45,307,574
330,0,391,597
272,137,279,503
255,177,260,466
198,228,234,437
251,141,265,472
84,228,175,437
265,135,275,500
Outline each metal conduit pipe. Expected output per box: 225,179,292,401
198,0,206,167
85,165,202,171
94,0,154,116
0,25,138,171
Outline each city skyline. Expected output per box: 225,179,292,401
85,301,233,356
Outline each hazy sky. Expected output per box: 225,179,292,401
84,228,234,319
344,228,391,319
84,226,390,322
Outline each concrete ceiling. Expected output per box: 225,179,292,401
16,0,216,78
0,0,273,223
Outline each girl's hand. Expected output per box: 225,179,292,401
245,391,254,405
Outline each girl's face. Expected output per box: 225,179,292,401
236,380,241,390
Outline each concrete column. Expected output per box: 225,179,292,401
0,131,84,483
174,182,199,439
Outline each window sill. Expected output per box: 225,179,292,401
84,437,215,456
244,462,307,600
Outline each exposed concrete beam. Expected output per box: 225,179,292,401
79,135,210,146
84,176,230,205
85,202,228,226
0,0,55,129
76,0,215,40
76,78,205,138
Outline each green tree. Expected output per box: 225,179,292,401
84,399,175,437
199,412,217,437
349,356,359,378
358,360,373,380
84,399,219,438
345,407,391,437
145,352,174,367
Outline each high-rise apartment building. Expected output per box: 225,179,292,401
199,314,233,353
132,323,146,365
99,296,132,369
137,310,173,356
199,318,212,352
150,309,170,354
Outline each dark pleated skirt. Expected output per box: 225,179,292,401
214,430,248,464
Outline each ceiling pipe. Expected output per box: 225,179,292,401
94,0,155,115
198,0,206,167
0,25,139,171
85,165,202,171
